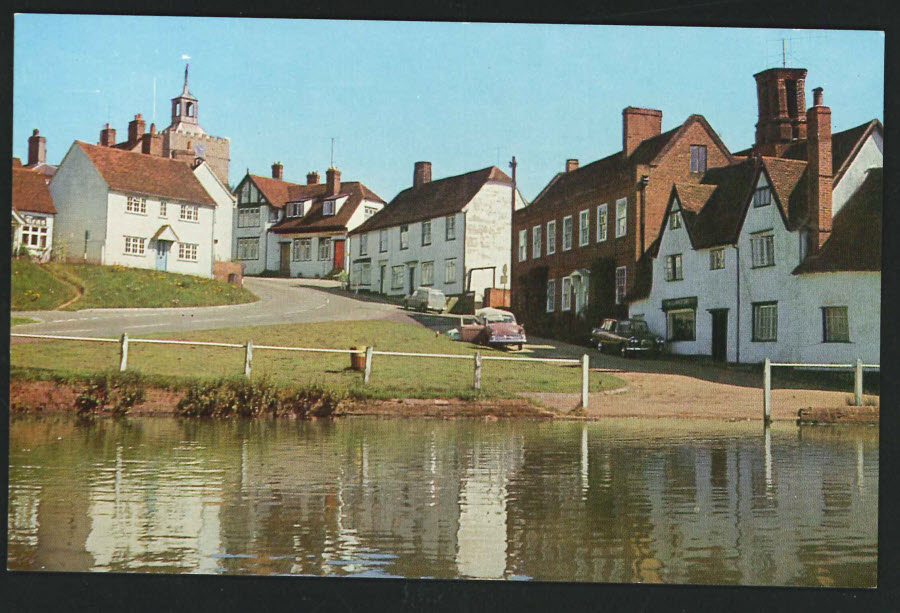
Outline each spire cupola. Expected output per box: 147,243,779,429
169,63,204,134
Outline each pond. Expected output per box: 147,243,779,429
7,416,878,587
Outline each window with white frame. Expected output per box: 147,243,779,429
596,204,608,242
616,198,627,238
546,220,557,254
422,261,434,286
823,306,850,343
292,238,311,261
670,210,682,230
561,277,572,311
238,207,260,227
753,185,772,208
752,302,778,342
445,215,456,241
579,209,590,247
126,196,147,214
546,278,556,312
666,309,696,341
360,263,371,286
391,265,404,289
518,229,527,261
532,225,541,259
359,234,368,256
268,207,279,223
444,258,457,284
237,237,259,260
364,206,378,218
399,225,409,250
159,201,167,217
21,225,48,249
180,204,199,222
379,230,388,252
562,216,573,251
287,201,305,218
709,248,725,270
124,236,145,256
318,238,332,261
615,266,627,304
750,231,775,268
178,242,198,262
421,220,432,246
689,145,707,173
665,254,683,281
323,200,336,216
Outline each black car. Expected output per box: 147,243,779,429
591,318,665,357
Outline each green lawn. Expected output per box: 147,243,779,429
10,317,39,326
10,259,79,310
10,320,625,399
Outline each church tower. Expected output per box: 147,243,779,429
169,64,205,135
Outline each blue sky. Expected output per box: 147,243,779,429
13,15,884,201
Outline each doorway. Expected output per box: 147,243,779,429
333,239,345,271
279,243,290,276
710,309,728,362
379,264,386,294
155,240,169,271
408,264,416,294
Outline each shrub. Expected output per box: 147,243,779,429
174,377,343,419
74,372,146,417
280,385,345,418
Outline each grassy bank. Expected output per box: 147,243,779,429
10,320,626,399
11,317,39,327
10,259,78,310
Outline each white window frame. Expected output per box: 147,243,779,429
518,229,528,262
323,200,336,216
709,248,725,270
823,306,850,343
596,204,608,242
237,237,260,260
288,201,305,218
360,263,372,286
124,236,145,256
561,277,572,311
126,196,147,215
391,265,405,290
399,225,409,250
532,225,541,259
364,206,378,218
546,220,557,254
180,204,199,222
318,237,332,261
751,231,775,268
238,207,260,228
562,215,573,251
178,242,198,262
665,254,683,281
546,278,556,312
615,266,627,305
578,209,590,247
445,215,456,241
21,225,48,249
421,261,435,286
753,186,772,208
615,198,627,238
752,302,778,342
292,238,311,261
379,229,388,252
444,258,457,284
666,308,696,342
359,234,368,256
421,220,432,246
159,201,167,217
670,210,682,230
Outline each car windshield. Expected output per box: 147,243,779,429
632,320,650,334
484,312,516,324
601,320,616,331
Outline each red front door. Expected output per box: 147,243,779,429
333,239,345,271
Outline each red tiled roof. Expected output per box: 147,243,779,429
12,167,56,215
74,141,215,205
13,157,23,167
349,166,512,235
269,180,385,235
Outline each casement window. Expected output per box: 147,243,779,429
359,263,371,286
532,225,542,259
179,204,199,222
323,200,336,216
126,196,147,215
422,220,432,246
21,225,48,249
752,302,778,342
318,238,332,261
159,201,167,217
596,205,608,242
379,229,388,252
561,277,572,311
364,206,378,218
287,201,305,218
238,207,260,228
178,242,198,262
518,229,528,262
237,237,260,260
578,209,590,247
670,210,683,230
750,231,775,268
422,261,435,286
546,220,557,254
753,186,772,208
689,145,707,173
445,215,456,241
615,266,627,305
665,254,683,281
124,236,145,256
823,306,850,343
709,248,725,270
666,309,696,341
292,238,311,261
268,207,280,223
391,265,404,289
616,198,628,238
798,229,809,264
562,215,573,251
444,258,457,284
359,234,368,256
399,225,409,250
546,279,556,313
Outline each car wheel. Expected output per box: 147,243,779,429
620,344,627,358
516,343,523,351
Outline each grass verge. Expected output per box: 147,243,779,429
10,258,78,310
11,317,39,326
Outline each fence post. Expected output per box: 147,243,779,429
244,340,253,378
581,354,590,410
473,351,482,390
118,333,129,372
763,358,772,424
854,358,863,406
364,346,373,384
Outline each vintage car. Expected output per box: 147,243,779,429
459,308,527,350
591,318,665,357
403,287,446,312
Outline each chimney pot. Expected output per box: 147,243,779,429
150,123,156,135
307,171,319,185
27,128,47,166
32,129,39,136
413,161,432,188
272,162,284,180
813,87,824,106
566,159,579,172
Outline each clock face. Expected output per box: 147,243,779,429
194,143,206,157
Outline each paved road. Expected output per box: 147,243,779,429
11,277,411,338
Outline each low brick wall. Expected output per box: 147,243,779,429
484,287,511,308
213,260,243,286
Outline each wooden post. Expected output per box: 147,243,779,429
763,358,772,424
854,358,863,406
364,346,373,384
244,340,253,378
473,351,482,390
118,333,129,372
581,354,590,410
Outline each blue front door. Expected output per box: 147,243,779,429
156,240,169,271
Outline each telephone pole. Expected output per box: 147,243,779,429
509,155,517,215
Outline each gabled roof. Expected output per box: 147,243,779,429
794,167,882,274
269,180,385,235
350,166,512,235
12,167,56,215
73,141,216,205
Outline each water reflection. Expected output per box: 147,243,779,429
8,416,878,586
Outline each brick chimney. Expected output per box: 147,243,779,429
27,129,46,166
753,67,808,157
307,171,319,185
127,114,145,145
272,162,283,180
326,167,341,196
622,107,662,157
566,159,579,172
99,124,117,147
806,86,832,251
140,123,163,156
413,161,432,188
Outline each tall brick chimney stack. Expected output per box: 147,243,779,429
272,162,284,180
100,124,116,147
307,171,320,185
806,86,832,251
326,167,341,196
622,107,662,157
566,159,579,172
27,129,46,166
128,114,146,145
753,67,807,157
413,161,432,189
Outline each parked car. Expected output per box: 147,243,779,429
459,308,527,350
403,287,446,312
592,318,665,357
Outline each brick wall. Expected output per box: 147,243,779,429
213,260,243,286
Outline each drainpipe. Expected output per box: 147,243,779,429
638,175,650,258
734,243,740,364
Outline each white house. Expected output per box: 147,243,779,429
232,164,384,277
629,90,881,365
11,162,56,261
347,162,526,300
192,160,235,263
50,141,220,278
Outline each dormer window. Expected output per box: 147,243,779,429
287,201,305,218
753,186,772,208
689,145,707,173
670,210,683,230
323,199,336,216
